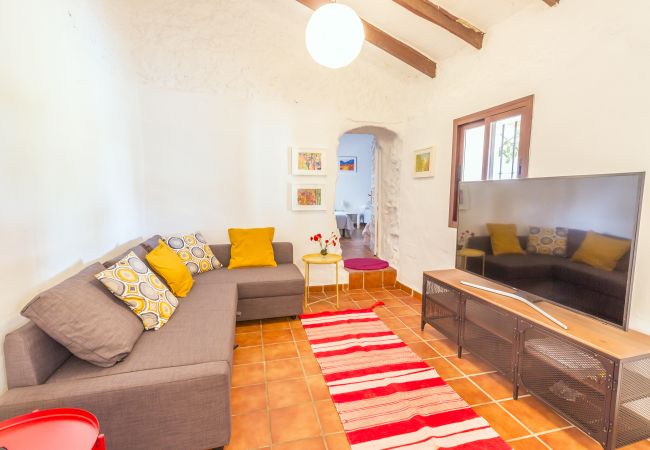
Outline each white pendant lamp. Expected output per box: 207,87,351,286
305,3,365,69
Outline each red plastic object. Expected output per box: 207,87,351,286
0,408,104,450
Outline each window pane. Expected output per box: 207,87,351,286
461,125,485,181
488,114,521,180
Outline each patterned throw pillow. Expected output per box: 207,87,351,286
526,226,568,256
96,251,178,330
162,232,221,275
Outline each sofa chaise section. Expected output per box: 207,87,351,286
0,282,238,450
0,362,230,450
207,242,304,321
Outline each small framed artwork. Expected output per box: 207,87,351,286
338,156,357,172
292,147,326,176
292,184,326,211
413,147,435,178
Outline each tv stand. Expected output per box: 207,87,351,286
459,280,569,330
422,269,650,450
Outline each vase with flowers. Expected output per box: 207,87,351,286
457,229,475,250
310,232,339,256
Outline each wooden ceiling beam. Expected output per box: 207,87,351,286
392,0,484,49
542,0,560,5
295,0,437,78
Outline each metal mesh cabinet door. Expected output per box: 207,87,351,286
613,357,650,448
463,296,516,376
422,278,461,343
519,323,614,446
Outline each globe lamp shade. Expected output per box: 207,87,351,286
305,3,365,69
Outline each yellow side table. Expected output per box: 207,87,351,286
302,253,343,309
457,248,486,275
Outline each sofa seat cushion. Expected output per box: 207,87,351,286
552,260,628,298
47,283,237,384
484,254,558,280
193,264,304,299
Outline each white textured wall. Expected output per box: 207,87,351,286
398,0,650,333
376,129,403,266
116,0,415,283
0,0,143,390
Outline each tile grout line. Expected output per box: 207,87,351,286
298,302,333,449
260,319,272,449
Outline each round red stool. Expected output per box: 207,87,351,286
0,408,105,450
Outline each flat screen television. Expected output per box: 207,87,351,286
456,172,644,329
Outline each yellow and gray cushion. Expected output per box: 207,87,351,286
527,226,568,257
96,251,178,330
162,232,221,274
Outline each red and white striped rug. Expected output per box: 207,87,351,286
300,305,511,450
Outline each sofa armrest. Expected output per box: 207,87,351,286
273,242,294,264
0,361,231,450
4,321,70,388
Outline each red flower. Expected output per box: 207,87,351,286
310,236,313,241
333,242,336,246
325,240,329,244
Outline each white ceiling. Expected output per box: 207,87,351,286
341,0,538,61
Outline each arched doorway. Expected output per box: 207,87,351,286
334,133,376,258
334,126,401,268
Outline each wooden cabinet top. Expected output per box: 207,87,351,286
425,269,650,360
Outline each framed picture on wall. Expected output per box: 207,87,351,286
338,156,357,172
413,147,435,178
291,147,326,176
292,183,326,211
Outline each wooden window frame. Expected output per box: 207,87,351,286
448,95,534,227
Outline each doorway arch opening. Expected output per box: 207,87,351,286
334,126,401,268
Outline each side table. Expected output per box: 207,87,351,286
457,248,486,275
0,408,105,450
302,253,343,309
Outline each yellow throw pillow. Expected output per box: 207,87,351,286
571,231,631,272
146,240,194,297
228,227,277,269
487,223,525,256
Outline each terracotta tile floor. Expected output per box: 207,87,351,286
227,287,650,450
340,227,375,260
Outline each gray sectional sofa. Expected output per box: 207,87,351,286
0,236,304,450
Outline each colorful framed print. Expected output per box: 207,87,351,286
413,147,435,178
292,184,326,211
338,156,357,172
292,147,326,176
